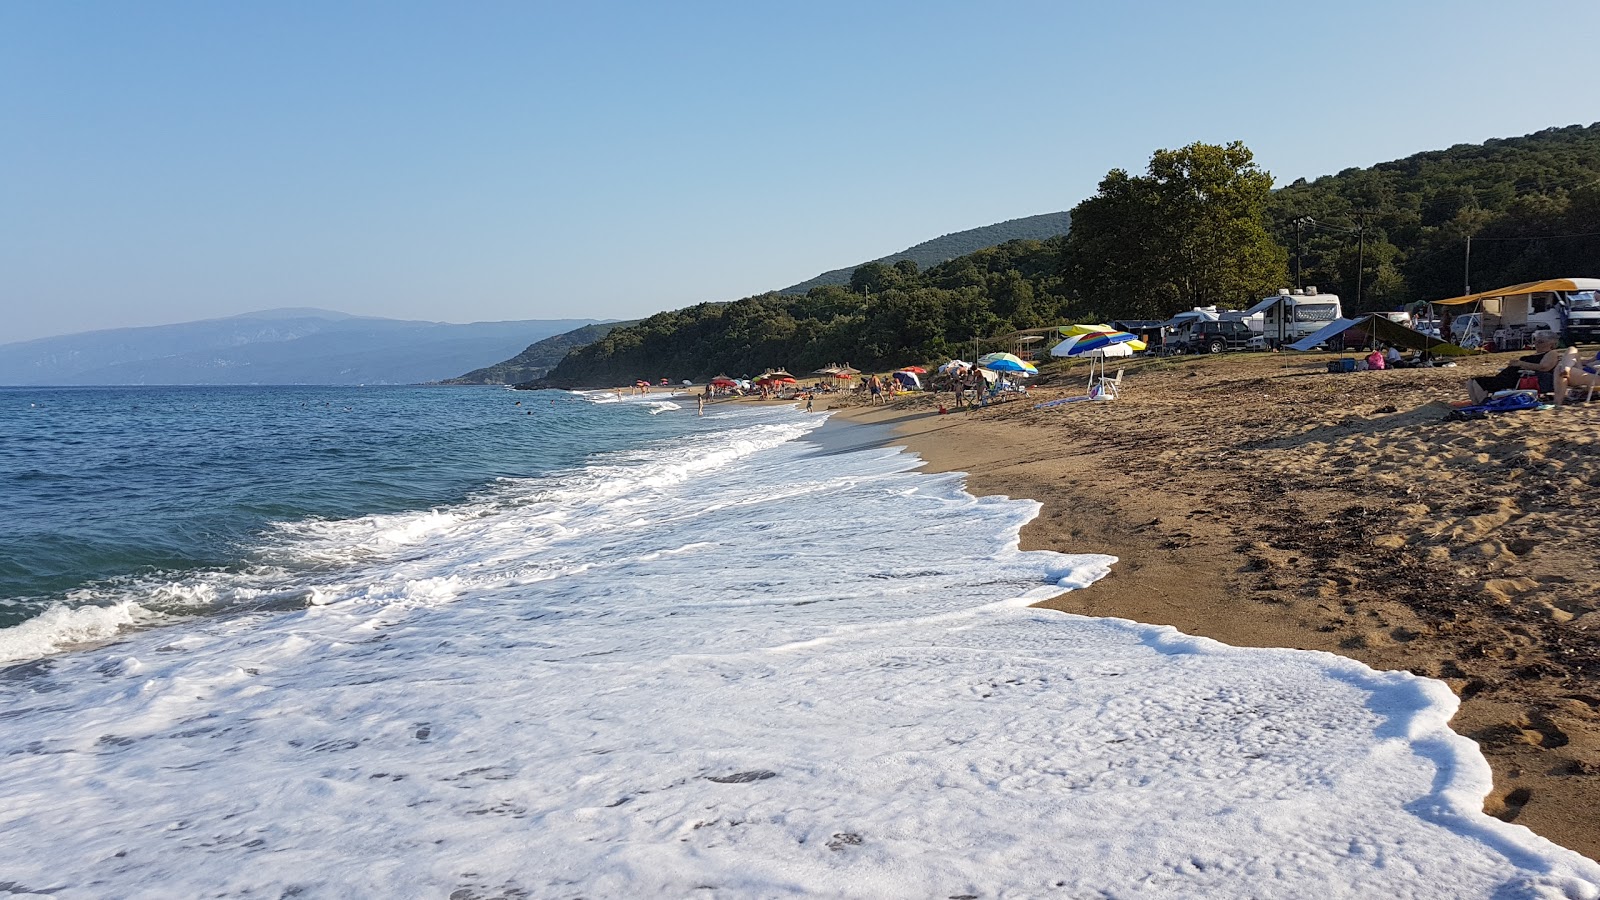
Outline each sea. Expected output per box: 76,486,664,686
1,384,1597,899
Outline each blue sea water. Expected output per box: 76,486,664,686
1,384,1596,897
0,385,691,630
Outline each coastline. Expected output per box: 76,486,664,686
819,352,1600,861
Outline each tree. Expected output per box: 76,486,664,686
1064,142,1287,319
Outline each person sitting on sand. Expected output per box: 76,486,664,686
1554,348,1600,406
1466,331,1562,404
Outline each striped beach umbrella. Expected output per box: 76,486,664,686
976,352,1038,375
1050,331,1146,357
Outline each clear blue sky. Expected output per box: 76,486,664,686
3,0,1597,342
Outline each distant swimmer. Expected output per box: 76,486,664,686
697,394,705,416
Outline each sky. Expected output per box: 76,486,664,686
3,0,1598,343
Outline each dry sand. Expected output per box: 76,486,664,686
822,350,1600,861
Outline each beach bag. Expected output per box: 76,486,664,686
1516,374,1540,391
1366,351,1385,370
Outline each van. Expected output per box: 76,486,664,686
1247,288,1343,347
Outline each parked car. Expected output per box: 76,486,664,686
1187,320,1256,354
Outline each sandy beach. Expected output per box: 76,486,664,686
821,350,1600,860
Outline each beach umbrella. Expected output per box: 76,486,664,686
977,352,1038,375
1050,331,1145,357
710,375,736,386
897,365,927,374
778,376,797,384
938,359,972,374
682,380,693,386
812,367,840,376
1060,323,1119,338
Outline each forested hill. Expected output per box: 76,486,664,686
541,123,1600,388
444,321,633,384
778,211,1071,294
1267,122,1600,309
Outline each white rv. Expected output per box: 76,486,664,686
1432,278,1599,348
1246,288,1343,348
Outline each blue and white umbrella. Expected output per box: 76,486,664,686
1050,331,1141,358
976,352,1038,375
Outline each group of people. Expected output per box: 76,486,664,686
949,367,993,409
1467,330,1600,406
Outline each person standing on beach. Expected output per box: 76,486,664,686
868,374,883,405
697,392,705,416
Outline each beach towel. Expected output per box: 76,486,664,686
1444,390,1543,420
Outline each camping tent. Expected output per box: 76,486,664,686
1286,314,1474,355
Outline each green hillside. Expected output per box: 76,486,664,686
444,321,633,385
1267,122,1600,311
778,211,1072,294
540,123,1600,387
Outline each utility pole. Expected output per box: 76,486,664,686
1355,212,1366,310
1463,234,1472,295
1294,218,1306,290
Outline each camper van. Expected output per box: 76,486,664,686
1562,280,1600,343
1155,306,1261,353
1432,278,1597,349
1246,288,1343,348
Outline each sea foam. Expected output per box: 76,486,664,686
0,402,1595,898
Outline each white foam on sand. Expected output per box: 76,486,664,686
0,405,1597,898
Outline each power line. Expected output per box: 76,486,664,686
1463,229,1600,241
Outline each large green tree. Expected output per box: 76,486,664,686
1064,141,1287,318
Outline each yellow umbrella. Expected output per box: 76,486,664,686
1060,323,1119,337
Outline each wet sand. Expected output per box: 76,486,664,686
823,350,1600,860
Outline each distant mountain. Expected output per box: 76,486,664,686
443,320,638,385
0,309,602,385
778,211,1072,294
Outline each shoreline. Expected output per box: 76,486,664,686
819,352,1600,861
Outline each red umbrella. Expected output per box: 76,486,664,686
898,366,927,374
710,375,737,386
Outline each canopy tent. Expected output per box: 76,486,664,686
1427,278,1594,347
1285,314,1474,355
1430,278,1600,307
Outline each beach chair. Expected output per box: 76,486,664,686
1095,368,1123,400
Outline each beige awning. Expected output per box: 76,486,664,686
1430,278,1589,307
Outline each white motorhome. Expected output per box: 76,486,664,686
1246,288,1343,348
1432,278,1599,348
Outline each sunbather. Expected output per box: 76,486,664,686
1555,348,1600,406
1466,331,1562,404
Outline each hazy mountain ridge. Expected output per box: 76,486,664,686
0,310,600,385
778,211,1072,293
